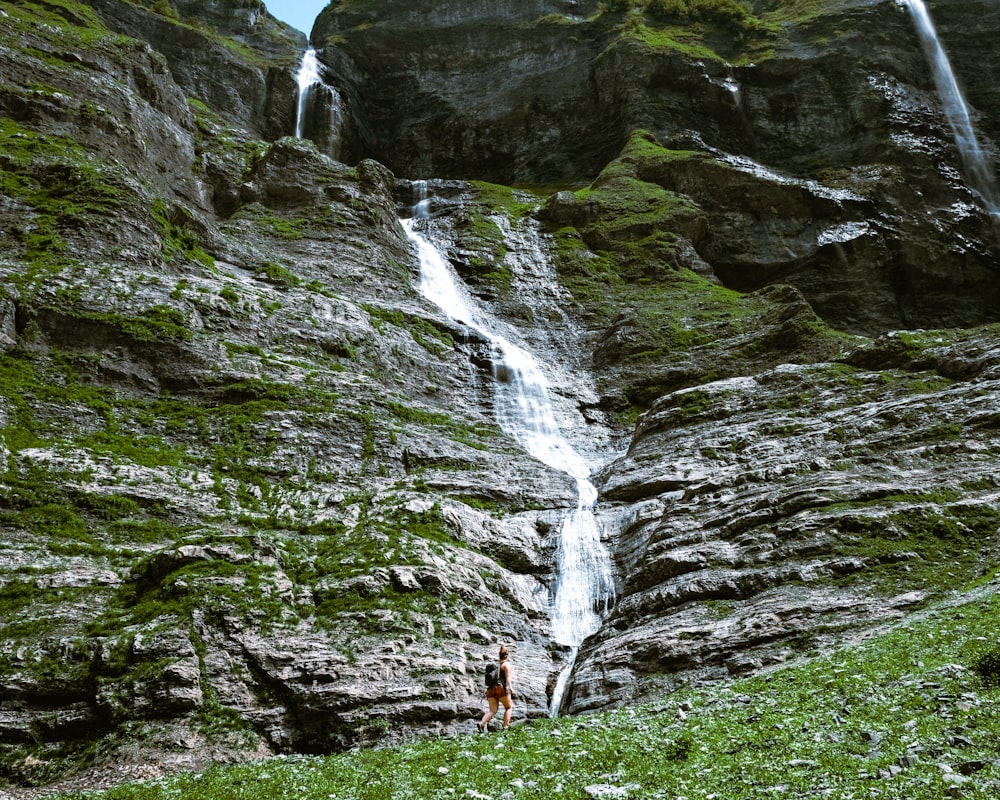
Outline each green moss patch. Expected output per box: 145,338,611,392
109,546,289,632
542,130,852,414
151,200,215,268
3,0,112,44
0,118,132,282
188,98,269,185
363,304,455,356
828,500,1000,596
543,130,703,283
602,0,780,63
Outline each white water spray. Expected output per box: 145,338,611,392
294,49,345,158
903,0,1000,216
402,185,616,716
706,65,741,109
295,49,323,139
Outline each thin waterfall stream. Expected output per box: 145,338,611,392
902,0,1000,216
401,188,616,716
293,48,345,158
294,49,323,139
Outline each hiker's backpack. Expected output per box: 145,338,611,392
484,661,502,689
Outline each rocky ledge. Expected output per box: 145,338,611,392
568,327,1000,712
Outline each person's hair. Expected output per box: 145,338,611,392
498,645,509,660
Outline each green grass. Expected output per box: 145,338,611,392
543,130,705,290
104,546,291,633
229,204,310,241
1,0,115,46
469,181,540,217
151,200,215,268
602,0,781,63
597,0,866,65
757,0,857,27
0,116,213,283
40,583,1000,799
257,261,303,286
380,398,498,452
827,501,1000,596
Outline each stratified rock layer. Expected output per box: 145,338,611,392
568,331,1000,712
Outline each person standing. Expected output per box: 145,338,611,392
478,645,515,732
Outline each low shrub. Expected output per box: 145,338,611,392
972,643,1000,687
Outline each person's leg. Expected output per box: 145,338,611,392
479,697,499,731
501,695,513,728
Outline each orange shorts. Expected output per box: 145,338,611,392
486,685,507,699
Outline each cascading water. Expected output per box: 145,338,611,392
294,48,345,159
706,65,741,110
902,0,1000,216
294,49,322,139
401,185,616,717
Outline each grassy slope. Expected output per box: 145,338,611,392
603,0,863,64
538,129,855,416
43,578,1000,799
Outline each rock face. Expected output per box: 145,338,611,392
87,0,305,142
568,334,1000,712
313,0,616,182
315,0,1000,335
1,0,1000,793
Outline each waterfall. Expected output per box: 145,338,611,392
401,185,616,716
294,49,322,139
706,65,741,110
903,0,1000,216
293,49,345,159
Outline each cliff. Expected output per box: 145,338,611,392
0,0,998,792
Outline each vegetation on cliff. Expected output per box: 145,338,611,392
539,129,854,413
599,0,866,63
